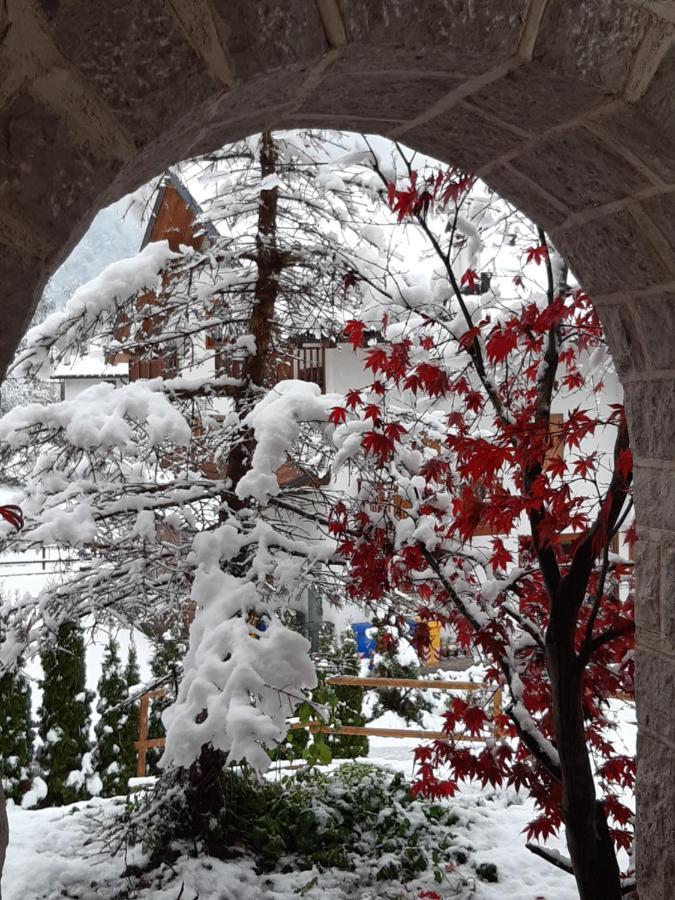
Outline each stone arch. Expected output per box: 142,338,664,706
0,1,673,893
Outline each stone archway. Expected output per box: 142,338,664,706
0,1,673,894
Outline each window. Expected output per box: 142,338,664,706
295,344,325,391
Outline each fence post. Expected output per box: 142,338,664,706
493,687,502,740
136,692,150,778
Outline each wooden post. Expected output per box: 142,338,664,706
135,692,150,777
493,687,502,740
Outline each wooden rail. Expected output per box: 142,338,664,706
134,678,633,775
326,676,482,691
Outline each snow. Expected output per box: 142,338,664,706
16,241,179,378
1,759,582,899
236,380,336,502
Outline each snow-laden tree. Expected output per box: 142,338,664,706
325,143,635,898
37,621,94,806
121,642,140,778
0,661,32,804
0,130,392,803
93,636,135,797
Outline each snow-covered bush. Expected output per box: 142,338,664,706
121,762,468,892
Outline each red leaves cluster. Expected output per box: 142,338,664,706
386,168,474,223
331,166,634,867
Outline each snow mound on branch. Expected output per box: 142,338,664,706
236,380,337,502
162,536,316,772
16,241,178,378
0,379,191,450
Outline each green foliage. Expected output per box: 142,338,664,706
476,862,499,883
146,638,183,775
371,634,434,726
37,621,92,806
317,630,368,760
93,636,136,797
132,762,466,891
272,628,368,766
121,643,140,778
0,663,32,803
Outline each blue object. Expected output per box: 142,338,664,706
351,622,376,657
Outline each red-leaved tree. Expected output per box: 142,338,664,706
331,148,635,900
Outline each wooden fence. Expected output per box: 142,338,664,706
134,676,500,777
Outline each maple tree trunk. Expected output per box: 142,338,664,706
546,615,622,900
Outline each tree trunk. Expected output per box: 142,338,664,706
0,780,7,898
225,128,280,506
546,624,622,899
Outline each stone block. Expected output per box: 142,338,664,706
488,163,566,231
411,104,526,174
640,42,675,150
535,0,649,94
624,380,675,460
336,0,529,72
36,0,221,147
555,210,671,294
514,126,651,213
634,539,661,632
0,91,114,239
301,71,461,120
210,0,326,81
595,302,646,376
636,651,675,744
0,242,47,379
467,62,607,133
660,543,675,639
632,464,675,532
636,728,675,899
633,293,675,370
641,192,675,258
592,104,675,184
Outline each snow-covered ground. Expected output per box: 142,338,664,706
3,697,636,900
3,760,578,900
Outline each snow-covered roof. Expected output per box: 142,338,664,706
51,349,128,381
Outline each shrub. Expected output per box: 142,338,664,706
126,762,466,890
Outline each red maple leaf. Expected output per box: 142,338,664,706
328,406,347,426
461,269,480,291
617,448,633,480
490,537,513,573
345,389,361,409
344,319,365,350
362,431,394,463
525,245,549,266
0,505,23,531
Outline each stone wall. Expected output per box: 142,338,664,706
0,0,673,893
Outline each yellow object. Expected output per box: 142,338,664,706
419,620,442,665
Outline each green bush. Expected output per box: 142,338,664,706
371,634,434,726
131,762,465,888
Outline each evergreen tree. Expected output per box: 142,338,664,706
325,630,368,759
93,636,130,797
120,642,141,781
147,638,183,775
0,664,32,803
371,630,434,727
37,621,92,806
